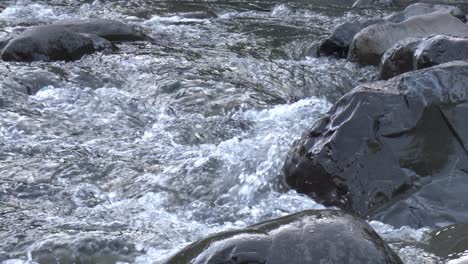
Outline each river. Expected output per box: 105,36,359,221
0,0,456,263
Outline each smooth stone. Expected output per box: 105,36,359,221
319,3,465,58
55,18,147,42
380,35,468,79
1,25,96,62
348,12,468,65
167,210,403,264
283,61,468,228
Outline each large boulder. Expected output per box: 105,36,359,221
348,12,468,65
283,61,468,228
425,221,468,262
167,210,403,264
319,3,465,58
1,25,98,62
55,19,147,42
381,35,468,79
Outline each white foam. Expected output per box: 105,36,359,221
271,4,294,17
0,3,68,23
144,15,211,25
448,254,468,264
369,220,432,242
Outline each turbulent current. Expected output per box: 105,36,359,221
0,0,457,263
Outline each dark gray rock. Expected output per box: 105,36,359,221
167,210,403,264
1,25,96,62
426,222,468,261
56,19,147,42
380,35,468,79
283,61,468,228
319,3,465,58
379,38,420,79
414,35,468,71
348,12,468,65
319,19,383,58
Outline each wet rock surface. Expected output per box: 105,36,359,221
167,210,403,264
348,12,468,65
380,35,468,79
283,61,468,228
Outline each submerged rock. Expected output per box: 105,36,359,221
1,25,97,62
283,61,468,228
56,18,148,42
319,3,465,58
29,237,141,264
13,71,63,95
167,210,402,264
348,12,468,65
380,35,468,79
426,222,468,261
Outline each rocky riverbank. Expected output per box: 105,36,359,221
168,2,468,263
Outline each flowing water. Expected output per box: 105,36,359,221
0,0,458,263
